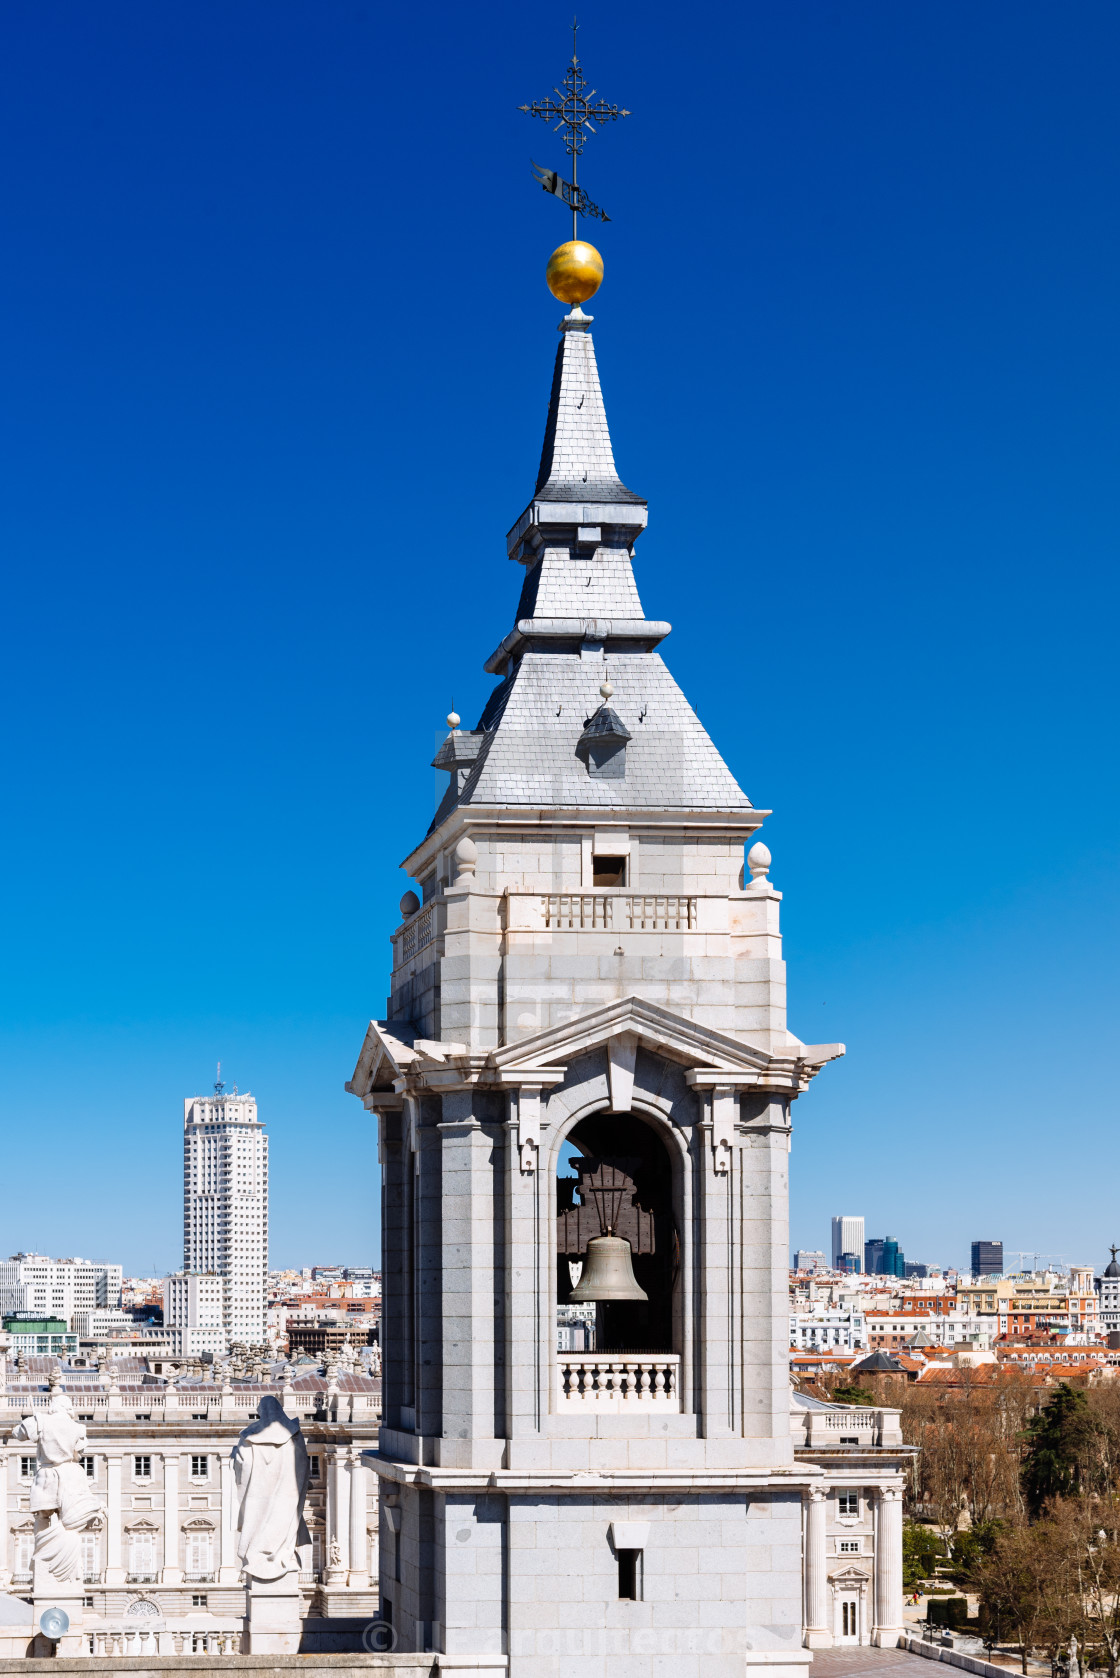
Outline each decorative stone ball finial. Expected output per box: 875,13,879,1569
747,841,772,883
446,710,460,730
455,836,478,878
599,680,614,701
399,890,420,917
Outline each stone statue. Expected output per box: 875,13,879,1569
1069,1635,1080,1678
12,1394,101,1582
231,1395,310,1580
328,1537,342,1567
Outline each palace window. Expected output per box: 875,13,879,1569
839,1539,861,1554
80,1456,95,1478
19,1457,34,1478
837,1492,859,1517
134,1455,152,1479
127,1532,156,1579
191,1455,209,1478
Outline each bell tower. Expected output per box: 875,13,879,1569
348,223,846,1677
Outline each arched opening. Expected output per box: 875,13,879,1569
555,1110,677,1353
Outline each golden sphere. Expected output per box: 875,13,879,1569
546,240,604,304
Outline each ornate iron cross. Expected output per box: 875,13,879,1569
519,20,631,237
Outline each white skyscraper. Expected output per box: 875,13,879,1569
831,1213,866,1271
179,1081,268,1347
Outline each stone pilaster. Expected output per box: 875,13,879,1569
435,1091,503,1470
218,1452,238,1583
161,1451,181,1582
739,1097,796,1456
104,1453,124,1586
326,1449,349,1581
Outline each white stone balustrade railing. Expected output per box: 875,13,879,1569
82,1625,245,1658
791,1406,904,1448
557,1353,681,1409
540,894,697,931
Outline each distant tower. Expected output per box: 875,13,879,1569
970,1239,1003,1279
832,1213,865,1271
181,1081,268,1347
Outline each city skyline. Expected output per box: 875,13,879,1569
1,2,1117,1270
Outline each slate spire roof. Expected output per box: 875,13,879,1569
533,306,645,505
426,305,754,834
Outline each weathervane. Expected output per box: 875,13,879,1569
519,18,631,239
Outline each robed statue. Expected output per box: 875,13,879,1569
13,1393,102,1582
231,1395,310,1579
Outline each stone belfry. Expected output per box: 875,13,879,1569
348,211,849,1676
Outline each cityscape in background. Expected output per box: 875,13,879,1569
787,1210,1119,1381
1,1074,381,1371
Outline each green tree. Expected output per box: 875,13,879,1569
1021,1384,1107,1516
903,1521,944,1588
830,1384,876,1407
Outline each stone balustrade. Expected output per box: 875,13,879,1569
556,1353,681,1408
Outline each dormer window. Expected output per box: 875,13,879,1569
577,704,631,781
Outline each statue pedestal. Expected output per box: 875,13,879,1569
31,1566,85,1658
246,1574,302,1655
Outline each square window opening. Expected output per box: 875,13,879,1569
593,855,627,888
192,1594,208,1608
617,1548,642,1601
837,1492,859,1517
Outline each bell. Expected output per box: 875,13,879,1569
569,1234,648,1303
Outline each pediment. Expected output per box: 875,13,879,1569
829,1564,872,1583
491,995,840,1082
348,1018,473,1102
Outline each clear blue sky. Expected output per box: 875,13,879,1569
1,2,1116,1276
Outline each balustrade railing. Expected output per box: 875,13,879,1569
400,906,434,962
542,894,697,931
557,1353,680,1408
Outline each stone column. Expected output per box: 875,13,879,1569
347,1450,368,1587
105,1454,124,1585
326,1450,349,1581
218,1452,239,1583
803,1488,831,1648
161,1452,182,1582
872,1486,904,1645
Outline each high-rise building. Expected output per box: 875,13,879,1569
971,1239,1003,1278
177,1082,268,1348
831,1214,865,1271
794,1250,827,1273
0,1254,122,1328
864,1236,905,1278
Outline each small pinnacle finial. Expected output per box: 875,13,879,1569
747,841,771,883
447,710,460,730
599,680,614,700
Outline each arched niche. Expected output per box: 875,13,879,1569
554,1107,680,1354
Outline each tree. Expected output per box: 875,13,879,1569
903,1521,944,1588
830,1384,876,1407
972,1521,1054,1674
1021,1383,1108,1517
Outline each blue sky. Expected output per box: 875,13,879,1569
0,2,1116,1275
